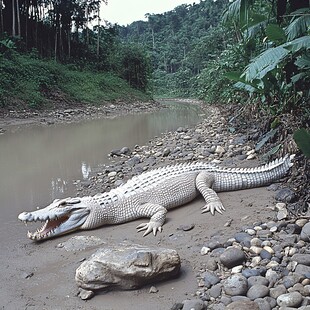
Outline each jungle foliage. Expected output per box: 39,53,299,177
119,0,309,116
0,0,151,107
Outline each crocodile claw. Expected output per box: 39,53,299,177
201,201,225,215
136,221,163,236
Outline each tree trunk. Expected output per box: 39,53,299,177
97,4,100,58
12,0,16,36
54,27,58,62
0,0,3,33
16,0,21,36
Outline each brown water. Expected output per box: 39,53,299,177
0,101,202,228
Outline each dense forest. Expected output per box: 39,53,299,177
119,0,310,117
0,0,309,119
0,0,150,106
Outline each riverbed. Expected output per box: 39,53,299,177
0,100,279,310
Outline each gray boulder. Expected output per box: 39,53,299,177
75,243,180,296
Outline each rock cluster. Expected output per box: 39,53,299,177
177,211,310,309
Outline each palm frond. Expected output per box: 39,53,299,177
284,35,310,52
295,53,310,69
222,0,241,24
286,9,310,41
233,81,257,93
242,46,289,81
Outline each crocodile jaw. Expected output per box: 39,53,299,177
18,201,90,241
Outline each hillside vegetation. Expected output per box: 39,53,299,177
0,49,150,109
119,0,310,117
0,0,151,109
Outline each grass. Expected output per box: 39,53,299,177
0,53,151,109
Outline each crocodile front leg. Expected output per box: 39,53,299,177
136,203,168,236
195,171,225,215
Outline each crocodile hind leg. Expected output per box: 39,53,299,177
195,171,225,215
136,203,168,236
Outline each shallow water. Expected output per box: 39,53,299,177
0,101,202,225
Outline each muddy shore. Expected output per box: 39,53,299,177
0,100,307,310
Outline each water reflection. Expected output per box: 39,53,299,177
81,162,92,179
0,101,202,223
51,178,68,199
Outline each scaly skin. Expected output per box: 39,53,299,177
18,154,295,240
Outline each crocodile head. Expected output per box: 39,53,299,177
18,197,90,241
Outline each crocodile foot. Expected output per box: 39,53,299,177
136,221,163,236
201,201,225,215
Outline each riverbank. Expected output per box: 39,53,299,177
2,100,309,310
0,100,162,134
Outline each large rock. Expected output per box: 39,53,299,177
75,243,180,295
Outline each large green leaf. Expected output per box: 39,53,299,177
295,53,310,69
284,36,310,52
222,0,242,24
242,46,289,81
266,24,286,43
233,81,257,92
291,72,307,84
225,71,260,93
293,128,310,158
222,0,254,27
286,9,310,41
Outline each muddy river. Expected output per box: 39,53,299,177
0,101,202,231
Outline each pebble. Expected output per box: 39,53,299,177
219,247,246,268
275,188,297,203
291,254,310,266
270,285,287,299
277,291,303,307
182,299,205,310
201,247,211,255
223,274,248,296
149,286,158,293
300,223,310,242
246,284,269,300
247,276,269,287
203,271,221,288
226,300,259,310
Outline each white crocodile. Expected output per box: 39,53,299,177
18,154,294,240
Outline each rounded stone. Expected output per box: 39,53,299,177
260,249,272,260
254,297,272,310
226,300,259,310
248,276,269,287
250,238,262,247
275,188,296,203
247,284,269,300
292,254,310,266
203,270,221,288
270,285,287,299
242,268,261,278
182,298,205,310
223,274,248,296
277,291,303,307
220,247,246,269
